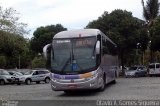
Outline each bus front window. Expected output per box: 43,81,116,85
52,36,96,74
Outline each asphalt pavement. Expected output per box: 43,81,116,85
0,77,160,106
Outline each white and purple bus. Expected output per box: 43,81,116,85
43,29,118,92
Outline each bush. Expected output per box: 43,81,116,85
0,55,6,68
31,56,46,68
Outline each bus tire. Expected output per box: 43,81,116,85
98,74,106,92
64,90,74,94
115,71,117,78
112,80,116,84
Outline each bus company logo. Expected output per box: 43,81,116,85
60,75,65,79
71,79,74,83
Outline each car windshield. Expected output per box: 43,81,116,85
1,70,10,75
51,36,96,74
128,67,138,71
24,71,33,75
149,65,155,69
14,72,23,76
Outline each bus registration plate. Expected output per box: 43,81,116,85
68,84,77,88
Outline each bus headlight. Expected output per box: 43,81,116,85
85,71,98,81
52,78,57,82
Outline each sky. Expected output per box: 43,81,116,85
0,0,146,38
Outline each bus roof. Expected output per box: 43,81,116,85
53,29,101,39
53,29,117,46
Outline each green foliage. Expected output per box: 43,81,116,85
142,0,159,26
31,56,46,68
0,30,30,68
142,0,160,62
0,30,28,56
150,16,160,51
30,24,67,53
86,9,148,66
0,55,6,68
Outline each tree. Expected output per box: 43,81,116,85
31,56,46,68
142,0,159,27
0,55,6,68
0,30,29,68
86,9,148,74
30,24,67,54
0,6,28,35
141,0,160,62
150,16,160,52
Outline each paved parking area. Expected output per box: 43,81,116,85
0,77,160,100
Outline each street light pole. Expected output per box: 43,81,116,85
19,55,20,69
137,43,142,65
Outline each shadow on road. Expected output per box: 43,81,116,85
57,82,115,97
58,90,100,97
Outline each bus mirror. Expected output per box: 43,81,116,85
96,41,100,54
43,44,51,59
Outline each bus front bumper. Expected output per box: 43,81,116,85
50,75,103,91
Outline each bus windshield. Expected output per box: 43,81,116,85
51,36,97,74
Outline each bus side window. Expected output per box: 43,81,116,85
106,40,117,56
156,64,160,68
102,37,109,55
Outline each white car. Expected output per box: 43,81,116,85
0,69,16,85
148,63,160,77
125,66,147,77
15,69,51,85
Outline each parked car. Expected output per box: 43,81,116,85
125,66,147,78
8,71,24,76
15,69,51,85
119,66,129,76
148,63,160,77
0,69,16,85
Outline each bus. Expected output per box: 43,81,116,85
43,29,118,92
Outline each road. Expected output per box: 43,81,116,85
0,77,160,106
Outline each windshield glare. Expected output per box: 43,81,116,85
1,70,10,75
149,65,155,69
51,36,96,74
128,67,138,71
24,71,33,75
14,72,23,76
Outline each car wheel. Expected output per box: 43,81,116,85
44,78,50,83
17,83,21,85
135,74,139,78
25,79,31,85
0,79,5,85
36,81,40,84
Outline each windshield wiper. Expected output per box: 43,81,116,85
61,52,72,73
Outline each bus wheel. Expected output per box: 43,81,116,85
64,90,73,94
112,80,116,84
98,75,106,92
